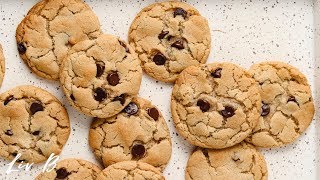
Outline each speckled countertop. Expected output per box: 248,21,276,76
0,0,318,179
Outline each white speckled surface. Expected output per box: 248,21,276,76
0,0,318,179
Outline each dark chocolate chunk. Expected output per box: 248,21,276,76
4,95,14,105
220,106,235,118
171,40,184,50
131,144,146,159
96,61,105,77
17,43,26,54
211,68,222,78
107,71,120,86
153,52,166,65
174,8,187,19
261,104,270,117
148,108,159,121
56,168,70,179
123,102,139,115
197,100,210,112
93,88,107,102
30,102,44,115
5,130,13,136
158,31,169,39
113,94,126,105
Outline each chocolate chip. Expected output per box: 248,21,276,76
158,31,169,39
107,71,120,86
17,43,26,54
119,40,130,53
211,68,222,78
30,102,44,115
70,94,75,101
173,8,187,19
220,106,235,118
96,61,105,77
131,144,146,159
123,102,139,115
32,131,40,136
288,96,298,103
148,108,159,121
5,130,13,136
93,88,107,102
113,94,126,105
11,152,17,157
197,100,210,112
261,103,270,117
153,52,166,65
171,40,184,50
56,168,70,179
4,95,14,105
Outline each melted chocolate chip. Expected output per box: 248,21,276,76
17,43,26,54
131,144,146,159
288,96,298,103
11,152,17,157
171,40,184,50
220,106,235,118
261,104,270,117
93,88,107,102
173,8,187,19
119,40,130,53
197,100,210,112
4,95,14,105
148,108,159,121
70,94,75,101
211,68,222,78
123,102,139,115
32,131,40,136
107,71,120,86
158,31,169,39
153,52,166,65
56,168,70,179
5,130,13,136
113,94,126,105
96,61,105,77
30,102,44,115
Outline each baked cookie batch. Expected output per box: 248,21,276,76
0,0,314,179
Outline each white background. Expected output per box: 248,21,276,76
0,0,318,179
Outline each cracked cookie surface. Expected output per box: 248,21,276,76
36,158,101,180
0,45,5,87
0,85,70,164
186,142,268,180
89,97,172,171
245,61,314,147
128,1,211,83
60,34,142,118
171,62,261,149
16,0,101,80
96,161,164,180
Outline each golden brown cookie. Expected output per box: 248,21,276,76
129,1,211,82
60,34,142,118
16,0,101,80
89,97,172,171
246,61,315,147
186,142,268,180
0,85,70,164
96,161,165,180
171,62,261,149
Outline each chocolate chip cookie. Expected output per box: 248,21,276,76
89,97,171,171
96,161,164,180
16,0,101,80
0,85,70,163
245,61,315,147
60,34,142,118
0,45,5,87
36,158,101,180
129,1,211,83
171,63,261,149
186,142,268,180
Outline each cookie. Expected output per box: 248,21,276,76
16,0,101,80
128,1,211,83
0,85,70,164
60,34,142,118
0,45,5,87
96,161,164,180
36,158,101,180
186,142,268,180
171,62,261,149
89,97,171,171
245,61,315,147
